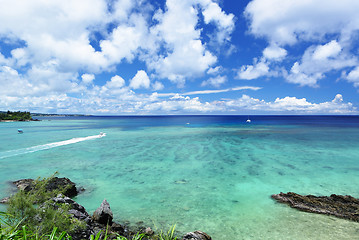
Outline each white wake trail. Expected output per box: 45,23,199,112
0,133,106,160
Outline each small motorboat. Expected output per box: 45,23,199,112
246,116,251,123
18,129,23,133
99,132,106,137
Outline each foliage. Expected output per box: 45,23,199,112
6,174,85,237
158,224,177,240
115,231,146,240
0,110,33,121
2,173,181,240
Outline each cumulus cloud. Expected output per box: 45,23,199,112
202,1,235,44
243,0,359,87
0,0,234,103
344,66,359,87
201,75,227,87
147,0,221,85
81,74,95,85
130,70,150,89
152,81,164,91
312,40,342,60
244,0,359,45
263,45,287,61
106,75,126,89
207,66,223,75
225,94,356,114
237,58,270,80
284,41,357,87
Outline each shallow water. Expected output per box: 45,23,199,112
1,116,359,239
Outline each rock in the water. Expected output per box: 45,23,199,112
0,197,10,204
12,179,34,191
272,192,359,222
93,199,113,225
183,231,212,240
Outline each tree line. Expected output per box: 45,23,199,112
0,110,33,121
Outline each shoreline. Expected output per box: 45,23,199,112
0,119,40,122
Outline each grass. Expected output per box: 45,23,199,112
1,173,181,240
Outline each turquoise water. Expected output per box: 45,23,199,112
1,116,359,239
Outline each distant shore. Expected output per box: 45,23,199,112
0,119,40,122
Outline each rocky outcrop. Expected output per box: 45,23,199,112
272,192,359,222
13,179,34,191
45,177,78,198
12,177,78,197
92,199,113,225
1,177,80,204
183,231,212,240
51,194,91,223
2,177,213,240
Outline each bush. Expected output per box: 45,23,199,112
5,174,85,237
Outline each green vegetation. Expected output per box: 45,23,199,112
158,225,177,240
0,110,33,121
3,174,85,238
0,174,181,240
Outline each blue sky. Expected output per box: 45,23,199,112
0,0,359,115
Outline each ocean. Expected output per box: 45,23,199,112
1,115,359,239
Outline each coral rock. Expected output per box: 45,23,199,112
93,199,113,225
183,231,212,240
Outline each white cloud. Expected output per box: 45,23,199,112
207,66,223,75
225,94,356,114
285,62,321,87
100,14,150,65
81,74,95,85
143,95,218,113
157,86,261,97
244,0,359,87
201,75,227,87
130,70,150,89
146,0,234,85
244,0,359,45
345,66,359,87
152,81,164,91
0,0,235,103
0,66,30,96
106,75,126,89
285,41,357,87
202,1,235,43
237,58,269,80
312,40,342,60
263,45,287,61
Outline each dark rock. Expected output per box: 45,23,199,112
12,179,34,191
12,177,78,198
183,231,212,240
111,222,126,233
272,192,359,222
46,177,78,198
51,194,91,223
93,199,113,225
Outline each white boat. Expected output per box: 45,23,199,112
99,132,106,137
246,116,251,123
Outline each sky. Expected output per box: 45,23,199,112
0,0,359,115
